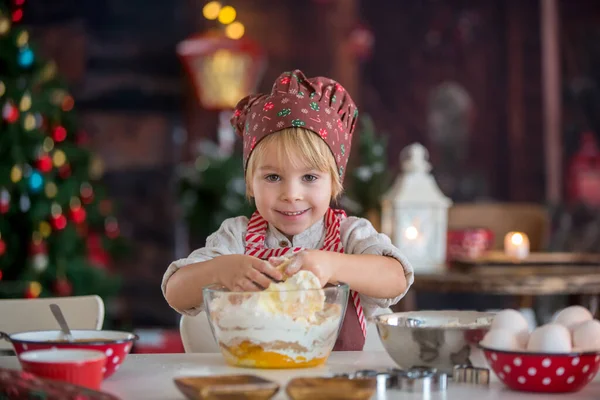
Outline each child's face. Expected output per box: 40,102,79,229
248,141,333,240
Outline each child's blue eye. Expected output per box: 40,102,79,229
303,175,318,182
265,174,280,182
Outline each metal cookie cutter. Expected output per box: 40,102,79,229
333,369,397,393
353,369,394,392
394,366,448,393
453,365,490,385
334,366,448,394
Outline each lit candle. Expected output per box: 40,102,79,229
504,231,530,259
405,225,419,241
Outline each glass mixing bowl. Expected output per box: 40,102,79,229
203,282,349,369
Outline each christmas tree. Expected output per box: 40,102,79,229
342,114,392,223
178,139,254,243
0,1,125,302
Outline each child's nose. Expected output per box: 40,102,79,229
280,181,302,202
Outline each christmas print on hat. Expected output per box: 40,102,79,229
231,70,359,181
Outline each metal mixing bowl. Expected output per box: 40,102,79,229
375,310,494,374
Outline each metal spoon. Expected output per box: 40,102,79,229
49,303,74,342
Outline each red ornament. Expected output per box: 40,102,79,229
81,194,94,205
52,126,67,142
36,154,53,173
80,184,94,204
0,189,9,214
2,102,19,123
29,239,47,255
53,278,73,297
0,270,3,280
0,238,5,256
87,233,110,269
51,214,67,230
58,163,71,178
61,95,74,112
70,205,86,224
105,217,120,239
12,9,23,22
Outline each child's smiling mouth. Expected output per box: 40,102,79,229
277,209,309,217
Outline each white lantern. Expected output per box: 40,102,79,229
381,143,452,273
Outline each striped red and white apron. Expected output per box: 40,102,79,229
244,208,366,351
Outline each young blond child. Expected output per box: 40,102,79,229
162,70,414,350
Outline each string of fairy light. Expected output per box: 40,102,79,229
202,1,245,40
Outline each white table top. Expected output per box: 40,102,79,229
1,351,599,399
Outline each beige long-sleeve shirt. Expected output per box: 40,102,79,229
162,215,414,317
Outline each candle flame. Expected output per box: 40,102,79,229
405,226,418,240
511,233,523,245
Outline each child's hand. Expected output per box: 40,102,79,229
218,255,283,292
269,250,335,287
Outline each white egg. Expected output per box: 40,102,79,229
480,329,523,351
572,319,600,351
527,323,572,353
490,309,530,348
554,306,593,332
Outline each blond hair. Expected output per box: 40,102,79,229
245,128,343,200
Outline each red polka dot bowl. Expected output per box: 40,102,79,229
480,345,600,393
1,329,137,379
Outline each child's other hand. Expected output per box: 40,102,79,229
218,255,283,292
270,250,335,287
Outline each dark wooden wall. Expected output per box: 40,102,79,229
360,0,544,202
